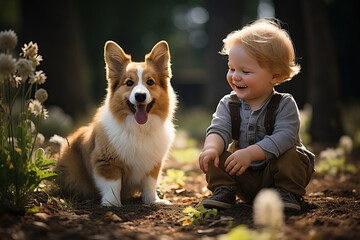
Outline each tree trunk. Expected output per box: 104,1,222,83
302,0,343,143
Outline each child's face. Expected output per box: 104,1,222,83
227,44,279,109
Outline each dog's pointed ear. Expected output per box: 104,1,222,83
145,41,172,79
104,41,131,77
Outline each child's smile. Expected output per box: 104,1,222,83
235,84,248,89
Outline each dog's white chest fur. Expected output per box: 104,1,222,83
99,103,175,184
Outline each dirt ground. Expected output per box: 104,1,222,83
1,149,359,240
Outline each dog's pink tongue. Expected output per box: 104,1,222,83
135,105,148,124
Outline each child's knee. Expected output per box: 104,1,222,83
272,147,310,170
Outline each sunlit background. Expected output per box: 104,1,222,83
0,0,359,145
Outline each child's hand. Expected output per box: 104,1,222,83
224,149,252,176
199,148,219,173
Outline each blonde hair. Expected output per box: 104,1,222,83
220,18,300,83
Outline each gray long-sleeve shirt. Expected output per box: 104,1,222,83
206,90,314,169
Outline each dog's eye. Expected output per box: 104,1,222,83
146,79,155,86
125,79,134,87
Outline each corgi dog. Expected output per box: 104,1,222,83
56,40,176,207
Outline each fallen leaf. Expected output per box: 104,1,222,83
102,212,122,222
182,219,192,226
27,205,39,213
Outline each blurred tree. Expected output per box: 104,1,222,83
0,0,20,31
21,0,91,117
76,0,181,102
327,0,360,102
273,0,308,108
205,0,259,109
302,0,343,143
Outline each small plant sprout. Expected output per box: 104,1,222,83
180,204,217,225
317,136,357,176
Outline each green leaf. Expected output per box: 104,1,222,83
27,205,39,213
36,158,56,168
204,208,217,219
183,206,199,215
36,169,58,181
198,204,205,212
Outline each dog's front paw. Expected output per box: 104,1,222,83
101,199,122,207
153,198,172,205
101,194,122,207
142,194,171,205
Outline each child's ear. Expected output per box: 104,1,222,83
270,73,281,85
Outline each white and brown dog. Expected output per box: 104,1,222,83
56,40,176,207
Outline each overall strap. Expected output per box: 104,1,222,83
228,93,241,146
264,93,283,135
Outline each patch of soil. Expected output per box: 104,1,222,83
1,156,359,240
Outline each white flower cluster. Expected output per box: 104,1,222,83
0,29,48,119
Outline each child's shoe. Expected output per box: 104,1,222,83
201,185,236,209
276,188,301,211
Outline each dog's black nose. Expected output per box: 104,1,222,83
135,93,147,102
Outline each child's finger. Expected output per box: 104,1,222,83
228,163,240,176
199,154,206,173
225,159,236,173
202,156,210,173
213,155,219,168
224,155,231,168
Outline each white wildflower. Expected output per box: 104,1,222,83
49,134,64,153
0,53,16,78
21,41,38,58
42,107,49,120
35,88,48,103
35,133,45,146
0,30,18,50
28,99,43,117
319,148,344,160
29,70,46,85
33,54,43,66
16,58,34,80
12,75,22,87
339,135,353,154
253,188,284,228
